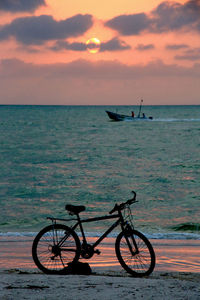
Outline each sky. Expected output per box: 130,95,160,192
0,0,200,105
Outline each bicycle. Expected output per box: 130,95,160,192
32,191,156,277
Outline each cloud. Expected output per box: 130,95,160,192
50,40,87,52
1,58,200,80
0,14,93,45
151,0,200,32
0,0,46,12
105,0,200,35
105,13,151,35
1,58,199,105
100,37,131,52
135,44,155,51
166,44,189,50
175,47,200,61
50,37,131,52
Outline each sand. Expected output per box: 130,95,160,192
1,269,200,300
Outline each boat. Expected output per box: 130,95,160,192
106,99,153,121
106,110,153,121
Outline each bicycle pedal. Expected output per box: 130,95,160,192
94,249,101,255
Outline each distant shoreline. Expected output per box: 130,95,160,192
0,104,200,107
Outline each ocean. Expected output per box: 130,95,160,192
0,105,200,241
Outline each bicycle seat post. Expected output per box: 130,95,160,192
76,213,87,244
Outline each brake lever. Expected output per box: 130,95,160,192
109,204,118,214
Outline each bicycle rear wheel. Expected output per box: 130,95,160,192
115,229,155,277
32,224,81,274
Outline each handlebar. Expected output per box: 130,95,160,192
109,191,137,214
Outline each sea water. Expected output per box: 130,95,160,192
0,105,200,240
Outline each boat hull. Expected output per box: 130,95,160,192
106,111,153,121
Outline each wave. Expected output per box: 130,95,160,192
0,230,199,240
171,223,200,232
123,118,200,122
153,118,200,122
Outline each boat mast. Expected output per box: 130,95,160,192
138,99,143,118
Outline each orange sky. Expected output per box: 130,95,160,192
0,0,199,105
45,0,163,18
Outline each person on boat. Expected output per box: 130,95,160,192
131,111,135,118
142,113,146,118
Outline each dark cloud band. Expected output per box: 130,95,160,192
175,47,200,61
105,0,200,35
166,44,189,50
0,14,93,45
105,13,151,35
1,58,200,81
51,40,87,52
50,37,131,52
135,44,155,51
0,0,46,12
100,37,131,52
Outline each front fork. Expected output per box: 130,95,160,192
123,223,139,256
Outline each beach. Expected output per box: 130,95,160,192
0,237,200,299
1,269,200,300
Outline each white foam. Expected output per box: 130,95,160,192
1,231,199,240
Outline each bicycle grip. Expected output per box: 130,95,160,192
128,191,136,203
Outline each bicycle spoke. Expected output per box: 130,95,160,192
115,229,155,276
32,224,80,274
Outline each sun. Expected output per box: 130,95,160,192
86,37,101,54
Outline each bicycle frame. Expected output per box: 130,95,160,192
48,211,126,250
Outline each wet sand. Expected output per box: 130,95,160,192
0,237,200,272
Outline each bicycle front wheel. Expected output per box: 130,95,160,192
115,229,155,277
32,224,81,274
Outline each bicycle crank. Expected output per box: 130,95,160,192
81,243,101,259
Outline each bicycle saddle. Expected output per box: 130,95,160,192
65,204,85,214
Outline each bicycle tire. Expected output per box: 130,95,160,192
32,224,81,274
115,229,155,277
